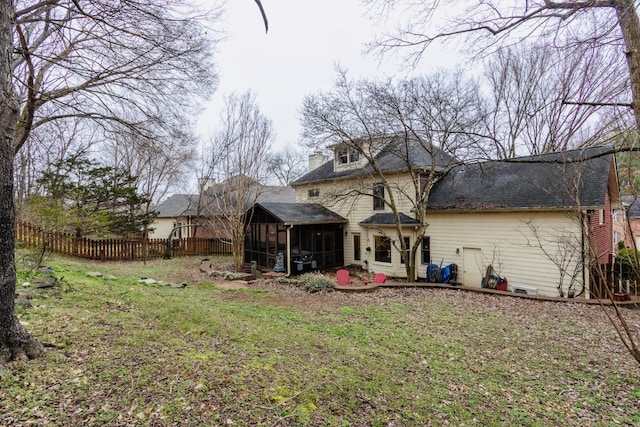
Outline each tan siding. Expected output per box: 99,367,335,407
426,211,587,298
295,174,420,277
150,216,191,238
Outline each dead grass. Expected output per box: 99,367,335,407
2,252,640,426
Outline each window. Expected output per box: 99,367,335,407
350,149,359,162
353,234,361,261
421,236,430,264
308,189,319,198
373,183,385,210
613,209,622,222
172,222,182,239
374,235,391,263
599,209,605,225
337,147,359,165
614,231,622,246
338,148,348,164
401,237,411,264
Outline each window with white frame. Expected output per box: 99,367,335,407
374,235,391,263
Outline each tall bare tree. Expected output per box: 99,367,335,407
1,0,222,362
484,43,628,158
202,91,274,271
265,147,308,186
301,68,486,280
365,0,640,132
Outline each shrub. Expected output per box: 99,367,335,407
261,273,334,293
617,248,639,269
300,272,335,294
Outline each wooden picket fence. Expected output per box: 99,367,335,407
14,221,232,261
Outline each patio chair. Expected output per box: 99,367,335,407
336,269,352,286
364,273,386,286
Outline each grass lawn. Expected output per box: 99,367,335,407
1,251,640,426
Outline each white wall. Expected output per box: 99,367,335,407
296,174,421,278
425,211,588,298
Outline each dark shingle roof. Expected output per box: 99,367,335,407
292,135,455,186
153,194,200,217
256,186,295,203
256,203,347,225
622,196,640,218
428,146,614,211
360,212,420,225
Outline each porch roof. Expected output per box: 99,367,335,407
256,203,347,225
360,212,420,226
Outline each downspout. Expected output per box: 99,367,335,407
579,211,587,298
286,224,293,277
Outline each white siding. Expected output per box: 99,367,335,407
296,174,420,278
150,216,191,238
425,211,588,298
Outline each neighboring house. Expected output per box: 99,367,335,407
150,194,201,239
150,181,295,240
246,136,620,299
622,195,640,249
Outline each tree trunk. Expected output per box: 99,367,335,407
615,0,640,134
0,0,44,362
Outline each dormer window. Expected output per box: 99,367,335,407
338,148,349,164
337,147,360,165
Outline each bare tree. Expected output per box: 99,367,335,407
365,0,640,132
202,91,274,271
265,147,308,186
0,0,224,363
301,68,486,280
484,43,628,158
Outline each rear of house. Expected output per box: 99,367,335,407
426,146,619,298
253,137,618,299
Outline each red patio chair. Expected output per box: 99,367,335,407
336,269,352,286
365,272,386,286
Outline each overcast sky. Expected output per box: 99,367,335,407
197,1,461,151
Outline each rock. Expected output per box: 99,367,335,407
103,275,117,280
38,265,54,275
86,271,103,277
21,282,30,288
139,278,156,285
170,283,187,288
15,290,37,299
16,299,32,308
33,277,56,288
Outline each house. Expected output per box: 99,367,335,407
248,135,455,277
622,195,640,249
150,194,201,239
426,146,619,298
151,180,295,240
246,135,619,299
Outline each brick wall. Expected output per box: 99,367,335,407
588,192,613,265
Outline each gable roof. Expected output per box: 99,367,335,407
291,135,455,186
428,145,614,211
154,186,295,218
254,203,347,225
153,194,200,217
